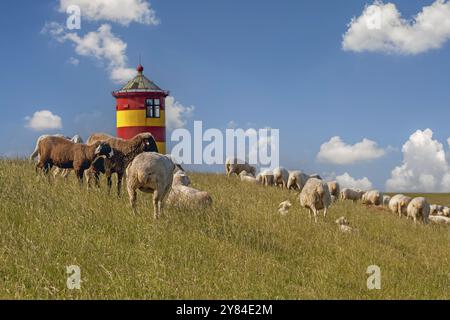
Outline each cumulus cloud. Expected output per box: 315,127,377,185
342,0,450,54
68,57,79,66
336,172,373,190
165,96,195,130
43,23,135,83
25,110,63,131
317,136,386,165
386,129,450,192
59,0,159,26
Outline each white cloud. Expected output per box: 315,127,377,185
59,0,159,26
317,136,386,165
165,96,194,130
386,129,450,192
43,23,135,83
25,110,63,131
342,0,450,54
68,57,79,66
336,172,373,190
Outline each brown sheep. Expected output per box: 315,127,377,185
36,136,113,184
86,132,158,195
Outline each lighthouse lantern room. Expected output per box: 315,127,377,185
113,64,169,154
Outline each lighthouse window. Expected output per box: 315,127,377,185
146,99,161,118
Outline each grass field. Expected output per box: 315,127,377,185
0,159,448,299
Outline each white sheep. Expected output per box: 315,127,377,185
340,188,365,202
278,200,292,215
327,181,340,199
287,171,309,191
273,167,289,189
388,194,412,217
257,170,275,186
167,184,212,209
382,195,391,207
225,157,256,177
428,215,450,224
335,216,356,233
239,171,261,184
406,197,430,224
172,170,191,187
299,178,332,223
362,190,383,206
126,152,179,219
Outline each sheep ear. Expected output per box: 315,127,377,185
175,164,184,172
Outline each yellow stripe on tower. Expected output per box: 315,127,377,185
156,142,166,154
117,110,165,128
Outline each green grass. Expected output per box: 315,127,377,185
0,159,448,299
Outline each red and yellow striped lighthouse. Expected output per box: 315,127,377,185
113,64,169,154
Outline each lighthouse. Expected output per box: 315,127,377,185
113,64,169,154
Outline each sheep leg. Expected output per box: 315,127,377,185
126,183,137,214
117,172,124,197
61,169,70,179
53,167,60,178
152,191,160,219
323,206,328,218
106,175,113,193
312,207,318,223
75,169,84,185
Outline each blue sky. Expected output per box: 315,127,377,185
1,0,450,192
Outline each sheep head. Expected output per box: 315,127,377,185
95,142,114,159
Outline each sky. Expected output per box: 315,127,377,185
1,0,450,192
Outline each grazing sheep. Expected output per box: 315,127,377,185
273,167,289,189
335,216,356,233
239,171,260,184
86,132,158,195
30,134,68,160
428,215,450,224
52,135,85,178
287,171,309,191
225,157,256,177
382,195,391,207
327,181,340,199
406,197,430,224
278,200,292,215
126,152,181,218
340,188,365,202
299,178,332,223
36,136,113,184
362,190,383,206
388,194,412,217
256,170,275,186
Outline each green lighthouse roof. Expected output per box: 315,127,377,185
114,64,167,94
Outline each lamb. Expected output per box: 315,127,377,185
256,170,275,186
388,194,412,217
166,185,213,209
327,181,340,199
36,136,113,184
362,190,383,206
172,170,191,187
225,157,256,177
335,216,356,233
382,195,391,207
278,200,292,215
340,188,365,202
239,171,260,184
299,178,332,223
428,215,450,224
86,132,158,195
126,152,181,218
406,197,430,224
287,171,309,191
273,167,289,189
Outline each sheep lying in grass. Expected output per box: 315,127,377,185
406,197,430,224
287,171,309,191
126,152,180,218
86,132,158,195
327,181,340,199
278,200,292,215
239,171,260,184
256,170,275,186
36,136,113,184
225,158,256,177
430,204,449,217
172,170,191,187
335,216,356,233
428,215,450,224
273,167,289,188
167,169,212,209
340,188,365,202
362,190,383,206
382,195,391,207
388,194,412,217
299,178,332,223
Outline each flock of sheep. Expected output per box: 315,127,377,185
225,158,450,229
29,133,450,225
31,132,212,219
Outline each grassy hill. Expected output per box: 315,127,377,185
0,159,448,299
